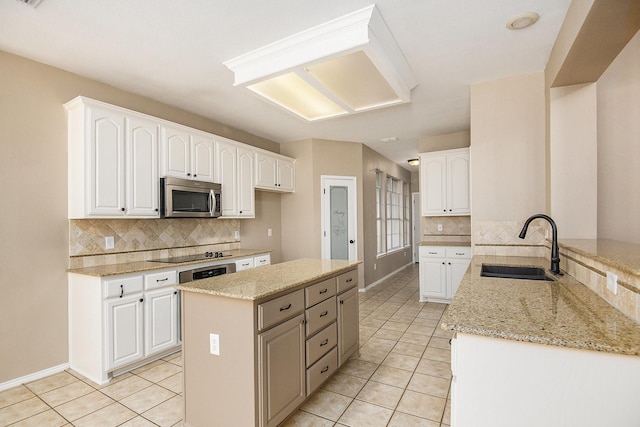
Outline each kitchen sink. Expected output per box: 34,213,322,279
480,264,555,281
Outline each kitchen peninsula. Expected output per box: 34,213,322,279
443,255,640,427
176,258,361,427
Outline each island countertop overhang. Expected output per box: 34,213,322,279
176,258,361,301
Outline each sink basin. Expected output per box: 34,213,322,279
480,264,555,281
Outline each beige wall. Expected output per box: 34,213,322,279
470,72,548,253
597,29,640,243
550,83,598,239
0,49,281,384
418,130,470,153
281,140,411,287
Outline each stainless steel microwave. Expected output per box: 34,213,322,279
160,177,222,218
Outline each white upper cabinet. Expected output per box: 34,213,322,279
255,151,295,192
66,97,159,218
216,139,255,218
160,125,215,182
420,147,470,216
66,96,294,219
127,117,159,217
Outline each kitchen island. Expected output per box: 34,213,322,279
176,258,361,427
442,255,640,427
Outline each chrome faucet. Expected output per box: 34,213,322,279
518,214,563,276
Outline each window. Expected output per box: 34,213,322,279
403,182,411,247
386,176,402,251
376,171,385,255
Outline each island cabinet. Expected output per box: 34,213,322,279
180,262,360,427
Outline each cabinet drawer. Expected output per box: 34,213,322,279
446,247,472,259
236,257,255,271
104,276,143,299
306,322,337,368
305,278,336,308
257,289,304,331
420,246,446,258
305,297,336,337
144,271,177,290
336,269,358,294
254,254,271,268
306,347,338,396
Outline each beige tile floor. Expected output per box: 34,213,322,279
0,263,452,426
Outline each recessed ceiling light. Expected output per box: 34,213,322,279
224,5,417,122
381,136,399,143
506,12,539,30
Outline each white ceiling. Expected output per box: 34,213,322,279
0,0,571,171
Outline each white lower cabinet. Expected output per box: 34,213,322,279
419,246,471,302
236,253,271,271
69,269,180,385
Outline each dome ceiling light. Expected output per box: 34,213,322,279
506,12,540,30
223,5,417,122
407,158,419,166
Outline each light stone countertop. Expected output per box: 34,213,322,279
67,249,270,277
560,239,640,276
176,258,361,301
442,255,640,356
419,241,471,247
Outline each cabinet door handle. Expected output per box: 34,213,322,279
319,289,328,294
320,339,329,346
321,366,329,374
156,277,168,282
346,278,353,283
319,310,328,317
340,300,344,305
280,304,291,312
455,252,465,256
120,284,124,298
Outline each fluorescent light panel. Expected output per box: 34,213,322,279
224,5,416,122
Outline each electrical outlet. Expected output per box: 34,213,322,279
374,263,377,270
210,333,220,356
105,236,114,250
437,224,443,232
234,230,240,240
267,228,272,237
606,271,618,295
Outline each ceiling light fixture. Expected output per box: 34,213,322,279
407,158,419,166
506,12,539,30
223,5,417,122
381,136,400,143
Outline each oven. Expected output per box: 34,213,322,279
178,263,236,283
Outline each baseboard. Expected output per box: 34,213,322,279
0,363,70,392
362,262,413,292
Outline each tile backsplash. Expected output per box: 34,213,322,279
421,216,471,243
69,218,240,267
473,220,548,257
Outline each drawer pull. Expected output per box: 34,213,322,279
320,339,329,347
156,277,168,282
319,310,328,317
119,284,124,298
429,251,438,254
455,252,465,256
319,288,328,294
279,303,292,312
340,300,344,305
320,366,329,374
346,278,353,283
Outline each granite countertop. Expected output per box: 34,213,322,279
419,240,471,247
67,249,271,277
176,258,361,301
560,238,640,276
442,255,640,356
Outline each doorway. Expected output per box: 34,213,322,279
321,176,357,261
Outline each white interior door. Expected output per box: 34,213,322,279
321,176,357,261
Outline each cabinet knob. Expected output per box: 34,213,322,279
239,210,243,214
174,291,178,295
187,173,191,176
121,207,125,212
139,298,144,303
193,174,197,177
